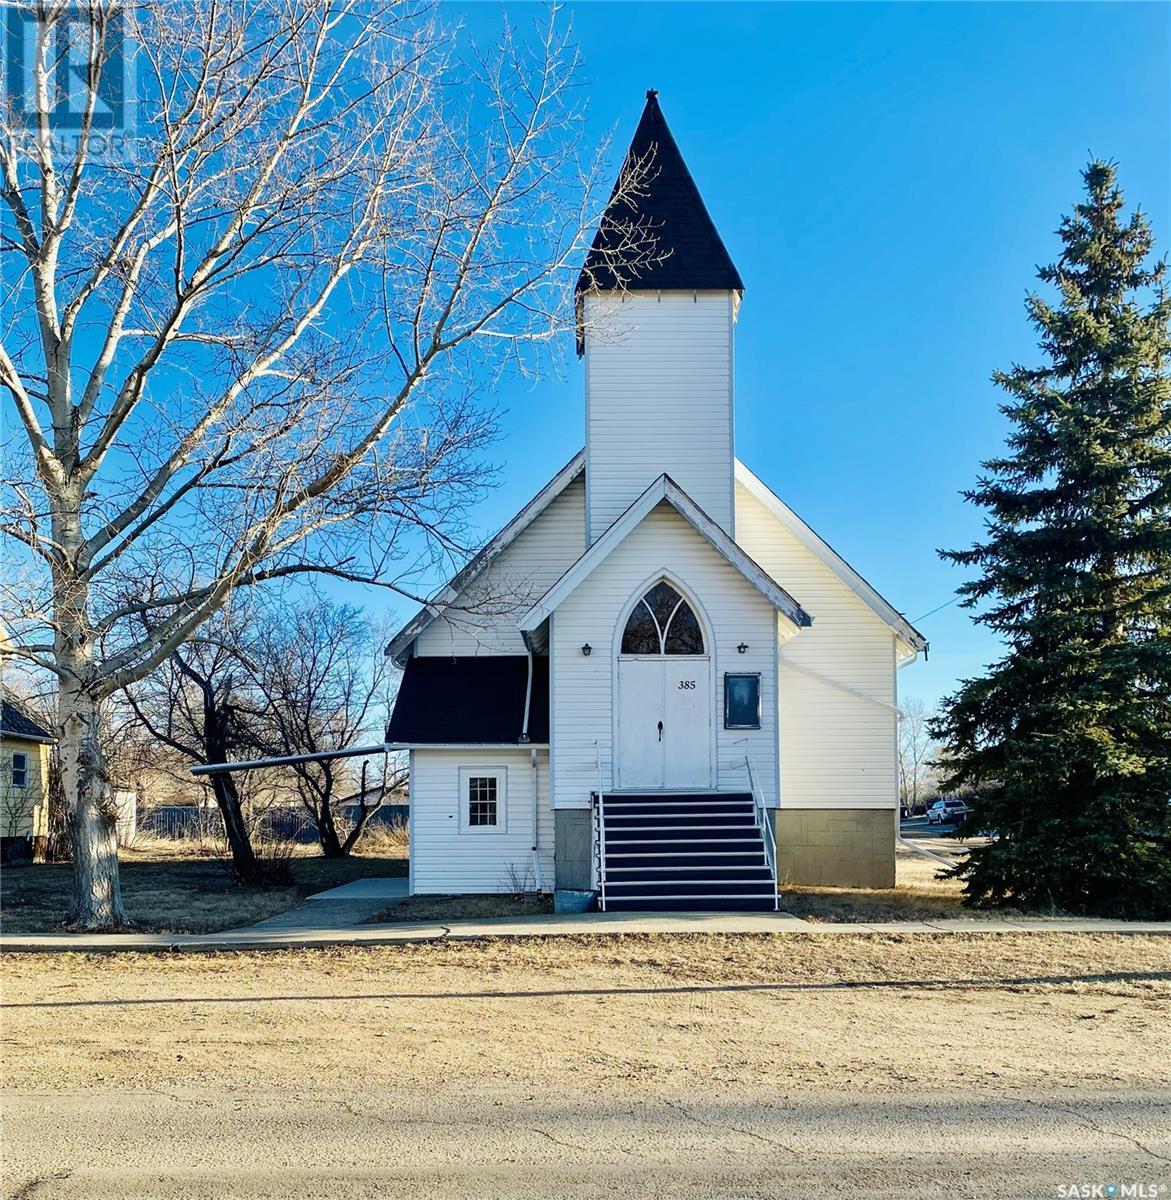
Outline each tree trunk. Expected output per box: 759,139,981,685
210,772,263,884
316,800,345,858
59,686,129,929
341,797,381,854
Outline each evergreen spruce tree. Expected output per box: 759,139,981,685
934,162,1171,918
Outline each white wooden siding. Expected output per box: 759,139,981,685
409,748,554,893
550,503,778,809
415,478,585,657
584,291,735,541
735,482,899,810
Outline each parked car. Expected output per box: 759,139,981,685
927,797,971,825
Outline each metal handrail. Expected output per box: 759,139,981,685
744,753,779,909
593,740,607,911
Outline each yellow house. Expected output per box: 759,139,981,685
1,695,54,853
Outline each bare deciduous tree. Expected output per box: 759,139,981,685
898,697,938,814
0,2,647,926
121,605,272,882
246,601,395,858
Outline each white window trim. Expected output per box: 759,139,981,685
11,752,29,788
458,766,508,835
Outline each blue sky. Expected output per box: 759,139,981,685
388,1,1170,708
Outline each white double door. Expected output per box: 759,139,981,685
616,656,712,790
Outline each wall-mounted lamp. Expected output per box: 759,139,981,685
737,642,749,654
581,643,592,657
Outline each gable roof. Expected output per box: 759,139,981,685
385,451,585,666
576,91,744,351
386,656,549,746
734,460,928,657
1,694,54,743
518,475,811,633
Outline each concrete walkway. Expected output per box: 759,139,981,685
235,877,411,935
3,903,1169,953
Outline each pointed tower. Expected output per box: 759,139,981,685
578,91,744,542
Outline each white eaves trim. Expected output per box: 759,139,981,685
385,451,585,665
734,460,929,658
519,474,812,633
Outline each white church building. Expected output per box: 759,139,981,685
386,92,927,911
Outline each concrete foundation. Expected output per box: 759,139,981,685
774,809,896,889
554,809,593,891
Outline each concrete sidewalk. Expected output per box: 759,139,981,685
3,907,1169,953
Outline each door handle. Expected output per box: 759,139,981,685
657,720,664,742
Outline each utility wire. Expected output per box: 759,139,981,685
911,595,962,624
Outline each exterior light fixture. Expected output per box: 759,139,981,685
737,642,749,654
581,643,592,657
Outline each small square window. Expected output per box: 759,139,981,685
724,674,761,730
11,752,28,789
467,775,498,827
460,767,507,833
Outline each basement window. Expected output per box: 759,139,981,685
459,767,507,833
724,674,761,730
11,752,28,788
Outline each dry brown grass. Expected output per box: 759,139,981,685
782,846,968,922
0,842,407,935
776,839,1044,923
367,892,554,923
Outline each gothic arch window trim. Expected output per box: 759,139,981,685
619,579,706,656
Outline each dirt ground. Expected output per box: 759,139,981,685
2,933,1169,1198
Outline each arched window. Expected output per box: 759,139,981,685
620,581,705,655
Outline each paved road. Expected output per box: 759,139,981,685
900,815,972,843
5,1085,1168,1198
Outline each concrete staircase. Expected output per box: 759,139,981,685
597,792,778,912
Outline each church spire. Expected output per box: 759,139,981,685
577,90,744,302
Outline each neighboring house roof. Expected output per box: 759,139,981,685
1,695,54,744
576,91,743,352
385,451,585,666
734,460,929,658
386,656,550,746
518,474,811,634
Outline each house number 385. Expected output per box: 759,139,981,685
678,680,697,690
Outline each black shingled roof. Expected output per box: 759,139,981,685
577,91,744,315
387,656,549,746
1,695,54,743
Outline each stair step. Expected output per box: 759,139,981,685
605,840,766,858
601,803,755,820
603,896,778,913
603,821,758,833
606,870,773,886
599,792,753,801
605,816,757,832
606,853,767,868
606,863,773,874
605,879,777,898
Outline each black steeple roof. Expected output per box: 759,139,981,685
577,91,744,307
